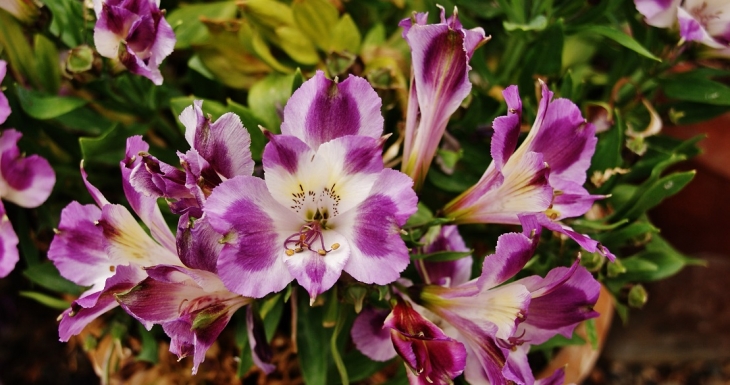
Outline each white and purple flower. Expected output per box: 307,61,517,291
0,128,55,277
399,6,489,190
93,0,176,85
635,0,730,49
204,71,418,303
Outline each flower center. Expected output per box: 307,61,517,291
283,211,340,257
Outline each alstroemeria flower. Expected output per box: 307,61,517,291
385,299,467,385
635,0,730,49
442,83,614,260
0,129,55,277
117,265,256,374
93,0,175,85
399,6,489,190
131,100,254,216
0,61,10,124
49,137,180,340
205,72,418,302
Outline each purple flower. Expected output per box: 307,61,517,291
48,137,180,340
399,6,489,190
636,0,730,49
384,299,467,385
414,225,473,287
93,0,175,85
116,265,257,374
0,61,10,124
0,129,55,277
204,72,418,302
442,83,614,260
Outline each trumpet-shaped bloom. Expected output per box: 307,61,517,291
117,265,255,374
48,137,180,340
399,6,489,190
385,300,467,385
635,0,730,49
204,73,418,302
442,83,613,260
0,129,55,277
0,61,10,124
93,0,175,84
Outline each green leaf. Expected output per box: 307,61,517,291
16,86,87,120
79,124,148,166
292,68,305,93
585,319,598,350
666,101,730,125
297,290,333,385
0,9,39,87
248,72,296,131
136,324,159,363
330,14,361,53
23,262,84,295
597,221,658,248
292,0,339,51
241,0,295,30
276,26,321,65
166,1,238,49
661,75,730,106
19,291,71,310
410,250,473,262
503,15,547,31
405,202,434,228
582,25,661,61
330,306,349,385
40,0,84,47
619,171,695,222
33,34,61,94
530,330,586,352
242,23,294,73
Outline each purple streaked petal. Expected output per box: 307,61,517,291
179,100,254,179
122,136,177,253
130,152,190,201
385,301,467,384
58,264,146,341
80,161,110,207
477,225,539,290
502,344,535,385
444,151,552,225
551,181,605,219
120,44,163,84
400,10,488,189
351,307,397,361
515,262,600,345
94,3,137,58
0,201,19,278
262,133,313,175
176,214,220,272
416,225,473,287
338,169,417,286
0,129,55,208
635,0,680,28
284,231,349,303
204,176,295,298
0,61,10,124
536,367,566,385
281,71,383,149
179,148,222,208
98,203,180,266
48,202,115,289
532,213,615,261
247,306,276,374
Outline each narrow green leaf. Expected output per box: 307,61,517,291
33,34,61,94
19,291,71,310
39,0,84,47
23,262,84,295
16,86,87,120
275,26,321,65
620,171,695,222
583,25,661,61
410,250,473,262
330,306,349,385
585,319,598,350
79,124,148,166
0,9,38,87
136,324,159,363
297,290,333,385
662,76,730,106
248,72,296,131
405,202,434,228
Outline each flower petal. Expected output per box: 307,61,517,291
0,201,19,278
0,61,10,124
284,230,349,302
338,169,417,285
0,129,55,208
351,307,397,361
176,214,221,272
204,176,295,298
635,0,681,28
48,202,114,289
179,100,254,179
281,71,383,149
417,225,473,287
